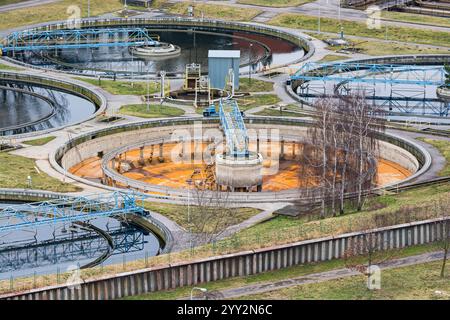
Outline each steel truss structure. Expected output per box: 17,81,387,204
293,62,450,116
1,28,157,53
219,99,249,157
291,62,447,86
0,226,144,273
0,192,145,233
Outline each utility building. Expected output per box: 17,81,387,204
208,50,240,91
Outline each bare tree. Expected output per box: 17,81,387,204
301,92,385,217
188,186,242,246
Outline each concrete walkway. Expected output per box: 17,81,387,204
182,250,447,299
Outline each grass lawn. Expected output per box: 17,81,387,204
236,0,314,7
382,11,450,28
144,202,261,231
237,94,281,111
255,107,306,117
0,63,23,71
118,104,185,118
306,32,449,55
241,260,450,300
0,152,81,192
224,182,450,252
417,138,450,176
317,54,350,63
22,136,56,146
124,243,443,300
239,78,274,93
270,14,450,47
167,2,262,21
0,0,30,5
75,78,163,96
0,0,123,31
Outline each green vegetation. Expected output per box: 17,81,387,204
221,183,450,252
317,54,350,63
119,104,185,118
306,32,449,56
382,11,450,28
237,94,281,111
75,77,162,96
22,136,56,146
0,0,123,31
144,202,261,231
237,0,314,7
254,104,310,117
167,2,262,21
0,63,23,71
255,108,305,117
239,78,274,92
0,0,29,6
417,138,450,176
125,243,442,300
270,14,450,47
0,152,81,192
242,260,450,300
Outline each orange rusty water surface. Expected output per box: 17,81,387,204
69,142,413,191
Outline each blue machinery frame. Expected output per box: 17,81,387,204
0,192,145,233
291,62,450,116
219,99,249,157
291,62,447,86
0,28,157,54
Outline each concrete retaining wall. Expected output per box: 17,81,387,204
1,216,448,300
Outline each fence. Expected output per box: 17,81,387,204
1,214,448,300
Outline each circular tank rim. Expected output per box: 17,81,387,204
0,191,173,255
0,70,107,139
0,85,56,134
50,116,431,204
1,17,315,79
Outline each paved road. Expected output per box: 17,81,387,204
182,250,446,299
0,0,60,13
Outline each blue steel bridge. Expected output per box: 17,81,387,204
0,192,148,273
291,62,450,116
0,192,145,234
0,27,158,54
291,62,447,86
219,99,249,157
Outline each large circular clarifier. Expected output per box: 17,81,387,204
0,87,54,132
0,83,97,136
69,140,413,192
13,29,304,75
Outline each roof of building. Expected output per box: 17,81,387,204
208,50,241,59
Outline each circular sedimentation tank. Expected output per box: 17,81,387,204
0,76,100,136
56,118,425,202
5,19,308,77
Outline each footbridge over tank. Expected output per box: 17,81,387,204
0,192,145,233
0,28,158,54
219,99,249,157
